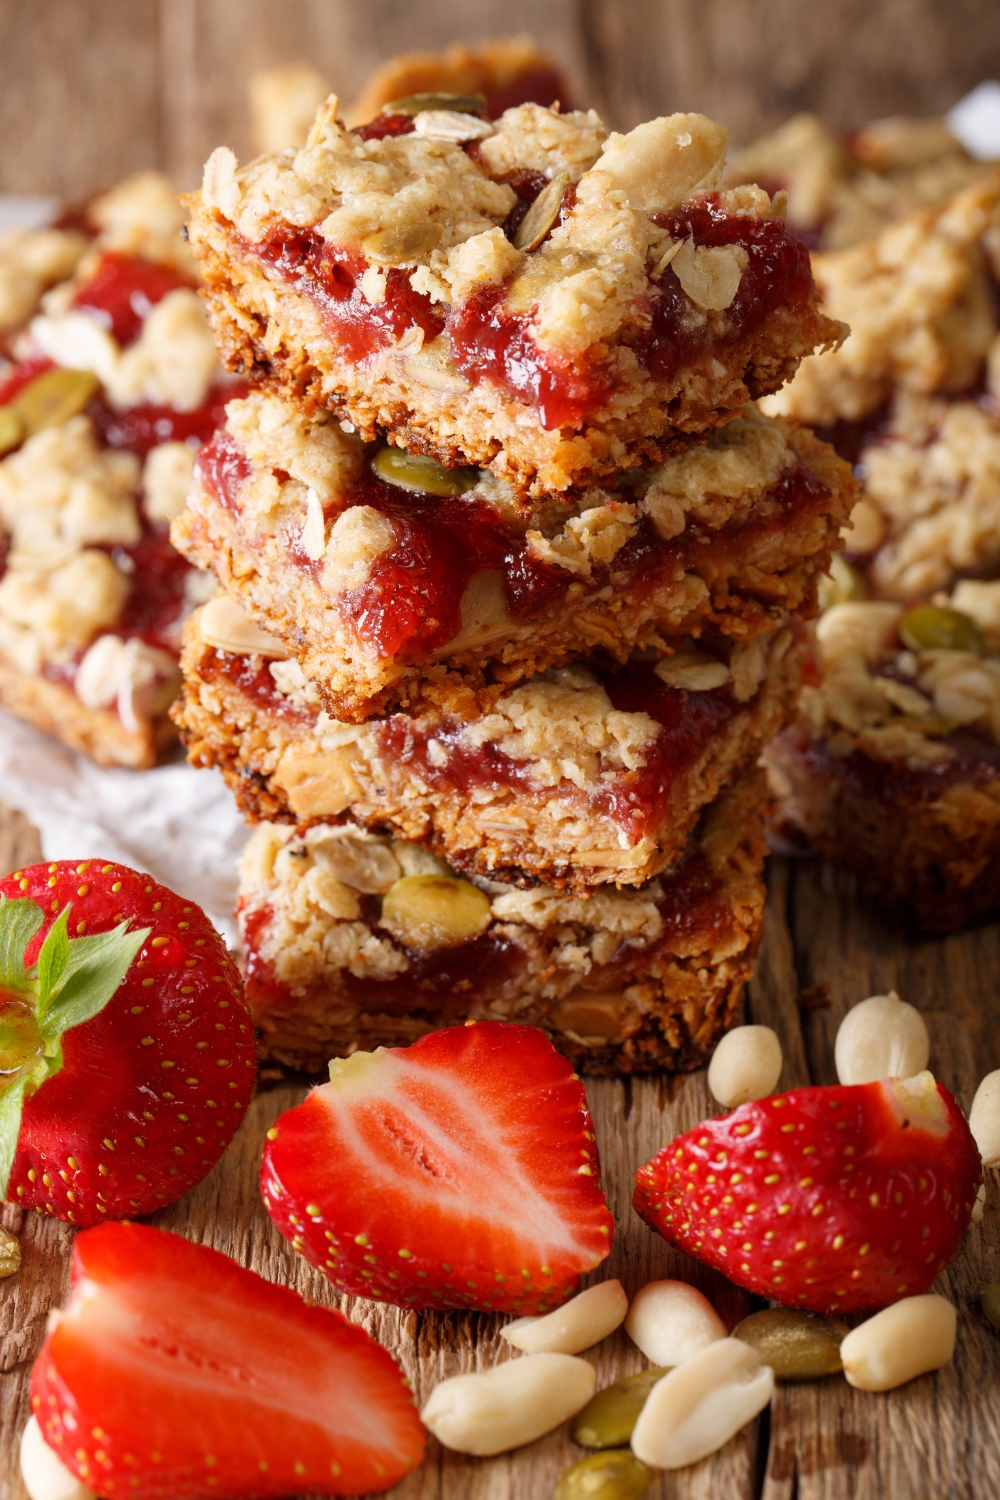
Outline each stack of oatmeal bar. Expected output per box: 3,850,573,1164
0,171,238,767
170,91,856,1072
757,165,1000,929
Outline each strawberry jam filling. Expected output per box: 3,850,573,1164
249,194,812,432
199,430,831,664
69,250,194,345
253,230,445,365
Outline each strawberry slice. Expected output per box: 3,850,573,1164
29,1221,425,1498
261,1020,613,1313
0,860,255,1224
633,1072,982,1315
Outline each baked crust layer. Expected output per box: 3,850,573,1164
176,607,802,889
171,394,854,721
188,104,843,495
0,654,174,768
238,770,767,1075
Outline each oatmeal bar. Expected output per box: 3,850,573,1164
171,392,853,721
761,178,1000,429
189,103,843,496
0,188,242,766
176,597,800,888
764,584,1000,932
238,770,767,1075
724,112,999,253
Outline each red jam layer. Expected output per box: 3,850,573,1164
253,229,444,366
250,193,813,433
373,659,735,846
112,526,192,652
207,649,310,720
199,429,831,664
69,251,194,346
90,381,247,458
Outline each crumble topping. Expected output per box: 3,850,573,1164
86,170,197,276
74,634,178,731
855,392,1000,597
762,180,1000,426
802,591,1000,757
31,286,221,413
142,441,197,524
0,227,90,335
0,550,128,674
225,392,365,496
476,103,608,181
640,409,795,538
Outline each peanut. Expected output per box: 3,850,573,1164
0,1226,20,1278
20,1415,95,1500
840,1295,956,1391
707,1025,783,1107
834,992,929,1086
198,595,288,659
379,874,492,951
501,1279,627,1355
624,1279,726,1367
420,1353,597,1455
969,1070,1000,1167
630,1338,774,1470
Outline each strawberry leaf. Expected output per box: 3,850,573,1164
0,898,44,991
0,1071,33,1199
36,906,71,1010
38,920,150,1041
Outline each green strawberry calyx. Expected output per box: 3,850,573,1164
0,895,149,1198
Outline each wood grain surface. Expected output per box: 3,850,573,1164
0,803,998,1500
4,0,1000,194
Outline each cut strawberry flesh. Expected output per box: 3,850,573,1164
261,1021,613,1312
30,1222,424,1499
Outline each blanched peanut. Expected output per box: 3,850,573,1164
834,992,929,1085
707,1025,783,1107
379,874,492,951
624,1280,726,1366
20,1416,95,1500
630,1339,774,1470
420,1353,597,1455
969,1070,1000,1167
198,594,288,658
501,1279,627,1354
840,1295,956,1391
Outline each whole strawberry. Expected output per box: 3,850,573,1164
262,1021,613,1313
633,1073,981,1315
0,860,255,1224
28,1222,424,1499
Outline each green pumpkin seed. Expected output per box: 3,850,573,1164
515,170,571,253
384,92,487,117
372,446,479,497
571,1367,669,1448
361,221,443,266
817,552,869,611
0,404,24,457
899,604,982,655
9,367,100,436
980,1282,1000,1330
554,1450,652,1500
732,1309,848,1380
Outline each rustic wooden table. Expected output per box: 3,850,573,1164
1,800,998,1500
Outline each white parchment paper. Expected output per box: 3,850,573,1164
0,710,248,944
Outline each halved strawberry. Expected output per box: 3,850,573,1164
29,1221,425,1498
261,1020,613,1313
633,1072,981,1314
0,860,255,1223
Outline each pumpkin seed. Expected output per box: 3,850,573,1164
817,552,869,611
384,92,486,117
361,221,443,265
9,367,100,436
515,171,571,253
554,1450,652,1500
0,404,24,457
731,1309,847,1380
571,1367,669,1448
899,604,981,655
980,1282,1000,1331
372,446,479,496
